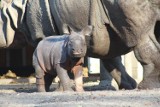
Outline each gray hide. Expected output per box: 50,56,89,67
33,35,82,92
50,0,160,89
33,26,92,92
50,0,111,56
0,0,137,89
49,0,136,89
3,0,160,89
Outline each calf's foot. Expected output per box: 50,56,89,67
75,86,84,92
36,77,46,92
37,84,46,92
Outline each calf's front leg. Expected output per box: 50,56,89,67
56,64,74,91
72,65,84,92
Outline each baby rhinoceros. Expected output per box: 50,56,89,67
32,26,93,92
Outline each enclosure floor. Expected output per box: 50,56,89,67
0,77,160,107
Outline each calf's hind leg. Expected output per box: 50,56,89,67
34,65,46,92
44,72,55,92
35,65,55,92
134,35,160,89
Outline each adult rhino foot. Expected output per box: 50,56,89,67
99,80,119,90
127,76,137,89
138,73,160,89
138,67,160,89
138,79,160,89
110,69,137,90
118,74,137,90
119,82,135,90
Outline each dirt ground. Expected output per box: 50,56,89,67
0,76,160,107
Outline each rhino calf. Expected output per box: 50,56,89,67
32,26,93,92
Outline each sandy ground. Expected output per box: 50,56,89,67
0,77,160,107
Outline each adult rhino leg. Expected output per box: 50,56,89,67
101,56,137,90
99,61,119,90
134,34,160,89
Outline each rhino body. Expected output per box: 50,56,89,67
33,35,83,92
33,26,92,92
1,0,160,89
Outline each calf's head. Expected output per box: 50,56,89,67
67,26,93,58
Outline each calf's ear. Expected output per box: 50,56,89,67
82,25,93,36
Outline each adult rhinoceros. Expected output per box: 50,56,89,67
1,0,160,89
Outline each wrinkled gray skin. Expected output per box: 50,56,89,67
1,0,160,89
33,26,92,92
0,0,136,90
49,0,160,89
